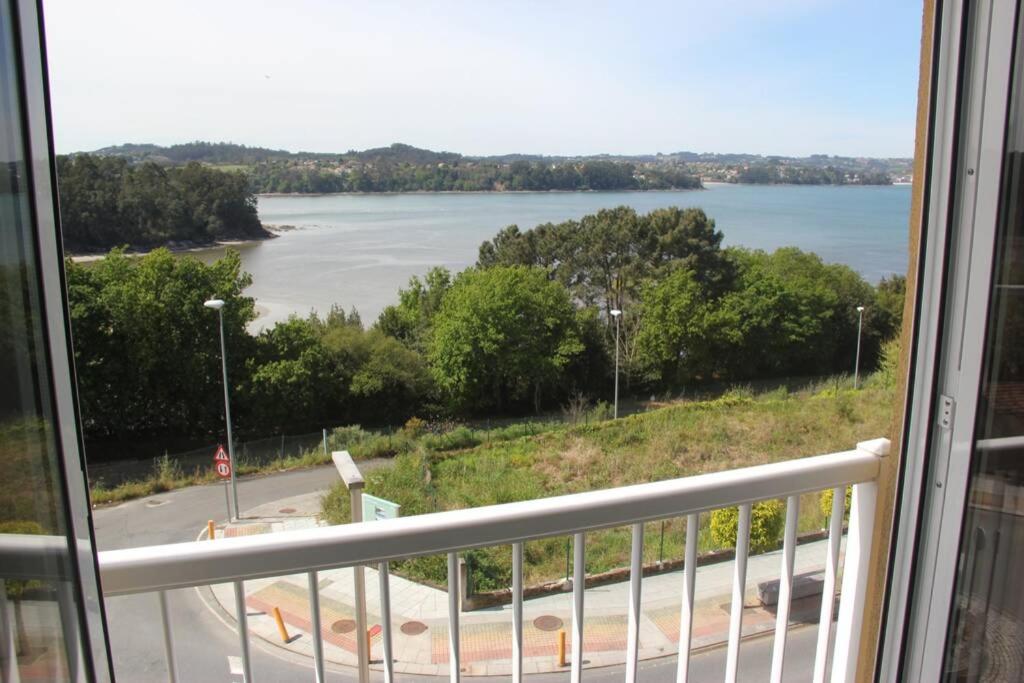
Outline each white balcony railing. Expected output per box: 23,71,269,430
8,438,889,683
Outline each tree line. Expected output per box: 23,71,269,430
65,206,904,456
248,159,701,194
57,154,269,252
734,164,892,185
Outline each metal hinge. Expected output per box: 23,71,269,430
938,394,955,430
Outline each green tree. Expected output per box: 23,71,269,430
428,266,584,413
65,248,255,438
634,268,709,386
376,267,452,349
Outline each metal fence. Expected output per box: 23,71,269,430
86,410,600,489
86,430,330,488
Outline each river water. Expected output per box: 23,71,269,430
195,183,911,330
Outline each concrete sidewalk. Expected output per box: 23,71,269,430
203,493,845,676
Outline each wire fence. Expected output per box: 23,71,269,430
86,429,330,488
83,401,610,491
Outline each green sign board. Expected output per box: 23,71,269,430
362,493,401,522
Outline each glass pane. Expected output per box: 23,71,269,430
0,1,84,679
942,9,1024,680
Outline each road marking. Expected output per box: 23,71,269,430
228,655,242,675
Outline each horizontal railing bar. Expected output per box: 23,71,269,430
99,448,881,596
0,533,70,581
976,435,1024,451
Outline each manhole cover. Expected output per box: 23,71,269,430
331,619,356,634
145,499,167,507
278,507,296,514
533,615,563,632
401,621,428,636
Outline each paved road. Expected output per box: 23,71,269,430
95,466,832,681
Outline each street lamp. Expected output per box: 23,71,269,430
205,298,240,520
854,305,865,390
611,309,622,419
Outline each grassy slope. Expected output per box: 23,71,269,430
322,377,893,588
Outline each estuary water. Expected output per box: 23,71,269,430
198,183,911,329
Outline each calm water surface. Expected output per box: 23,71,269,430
197,183,911,329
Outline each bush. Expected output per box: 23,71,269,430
710,500,785,554
819,486,852,524
868,337,900,390
590,400,613,422
402,416,427,437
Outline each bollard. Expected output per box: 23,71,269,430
272,606,290,643
557,628,567,667
207,520,215,541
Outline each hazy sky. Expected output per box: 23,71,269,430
44,1,923,158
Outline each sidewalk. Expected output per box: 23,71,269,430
204,493,844,676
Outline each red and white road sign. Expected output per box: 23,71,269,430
213,445,231,479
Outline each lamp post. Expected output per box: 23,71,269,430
205,298,240,520
611,309,622,419
854,305,865,390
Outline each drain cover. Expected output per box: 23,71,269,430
278,507,296,514
400,621,428,635
331,619,356,634
533,615,563,632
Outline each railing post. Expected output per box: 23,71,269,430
233,581,253,683
447,553,461,682
813,487,846,683
571,533,585,683
770,495,800,683
725,503,751,683
378,562,394,683
512,543,524,683
307,571,325,683
333,451,370,683
830,438,888,683
0,579,19,683
675,513,699,683
158,590,179,683
625,523,644,683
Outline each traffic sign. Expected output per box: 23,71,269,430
213,445,231,479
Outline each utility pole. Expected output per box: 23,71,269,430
205,299,239,520
611,309,622,418
854,305,865,389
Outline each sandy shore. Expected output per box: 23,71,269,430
67,231,281,263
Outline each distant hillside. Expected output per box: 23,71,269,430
92,141,294,165
83,141,911,192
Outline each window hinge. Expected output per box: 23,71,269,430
938,394,955,430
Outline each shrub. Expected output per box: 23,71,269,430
402,416,427,437
868,337,900,390
328,425,371,451
590,400,613,422
710,500,785,554
819,486,852,525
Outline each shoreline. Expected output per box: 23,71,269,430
256,187,705,198
67,229,282,263
255,181,902,198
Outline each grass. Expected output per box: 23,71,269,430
86,417,574,506
321,372,895,589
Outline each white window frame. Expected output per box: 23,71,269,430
879,0,1019,679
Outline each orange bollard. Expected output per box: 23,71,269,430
207,520,215,540
272,606,290,642
557,628,567,667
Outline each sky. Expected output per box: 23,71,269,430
43,0,923,158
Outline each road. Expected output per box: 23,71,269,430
95,466,832,681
